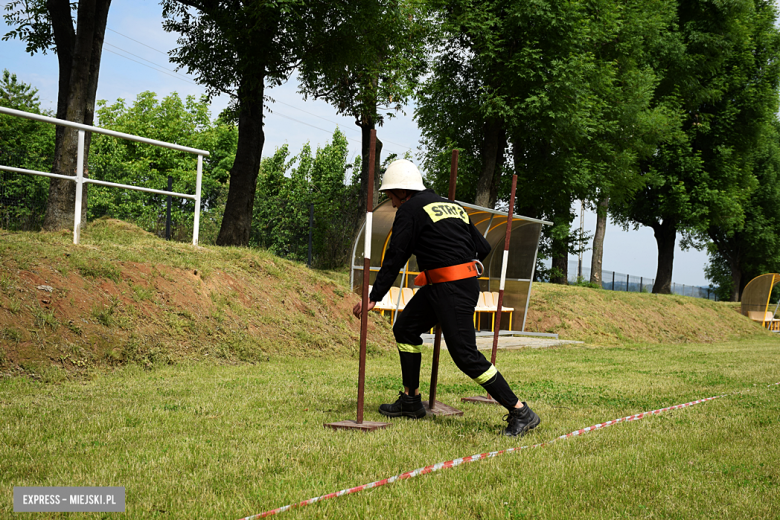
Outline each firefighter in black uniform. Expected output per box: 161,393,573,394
352,159,540,437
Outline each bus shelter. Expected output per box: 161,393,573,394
350,199,550,333
741,273,780,331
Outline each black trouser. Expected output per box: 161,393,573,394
392,277,519,410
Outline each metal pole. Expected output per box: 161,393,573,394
392,262,408,327
308,203,314,268
626,273,629,292
612,271,615,291
192,154,202,246
166,175,172,241
578,200,583,279
428,149,459,412
640,277,643,293
356,130,377,424
482,214,494,290
463,175,519,406
0,106,209,156
491,174,518,367
522,224,541,332
73,129,85,245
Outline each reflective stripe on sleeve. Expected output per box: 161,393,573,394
473,364,498,385
397,343,422,354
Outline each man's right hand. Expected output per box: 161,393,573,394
352,299,376,318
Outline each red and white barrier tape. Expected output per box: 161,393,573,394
239,383,779,519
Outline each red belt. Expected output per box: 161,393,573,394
414,261,479,286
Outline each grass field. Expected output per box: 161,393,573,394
2,337,779,519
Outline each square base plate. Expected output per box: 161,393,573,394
422,400,464,416
461,395,500,405
324,420,391,431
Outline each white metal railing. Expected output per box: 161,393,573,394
0,105,210,245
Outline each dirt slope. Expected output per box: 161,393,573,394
0,219,771,380
0,219,395,380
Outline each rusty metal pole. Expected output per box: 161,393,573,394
356,130,377,424
426,150,460,415
490,174,518,367
324,129,389,431
463,174,517,405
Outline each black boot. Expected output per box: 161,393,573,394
503,402,540,437
379,391,426,419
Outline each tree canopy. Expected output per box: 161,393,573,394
611,0,780,294
252,129,361,268
89,91,236,242
297,0,430,215
0,69,53,230
4,0,780,297
4,0,112,230
162,0,369,246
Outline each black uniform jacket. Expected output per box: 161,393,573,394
369,189,491,303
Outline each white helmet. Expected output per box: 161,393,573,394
379,159,426,192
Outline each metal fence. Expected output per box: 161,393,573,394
0,106,209,245
568,260,718,300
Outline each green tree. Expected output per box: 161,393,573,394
416,0,517,209
700,1,780,301
611,0,780,294
4,0,112,231
162,0,354,247
0,69,54,230
574,0,680,285
418,0,672,284
418,0,599,283
704,118,780,301
297,0,429,216
416,48,500,206
252,129,360,268
88,91,236,243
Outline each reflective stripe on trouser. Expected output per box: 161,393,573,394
397,343,422,354
392,277,519,409
473,364,497,385
398,343,423,391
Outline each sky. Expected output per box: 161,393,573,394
1,0,712,287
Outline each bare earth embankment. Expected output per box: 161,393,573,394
0,219,395,380
0,219,770,379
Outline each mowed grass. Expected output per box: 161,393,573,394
1,338,779,519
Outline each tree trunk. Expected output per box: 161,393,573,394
551,249,568,285
372,136,382,209
730,266,741,302
510,137,538,220
474,118,504,208
216,77,265,246
651,218,676,294
43,0,111,231
358,114,376,216
727,254,742,302
590,196,609,285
